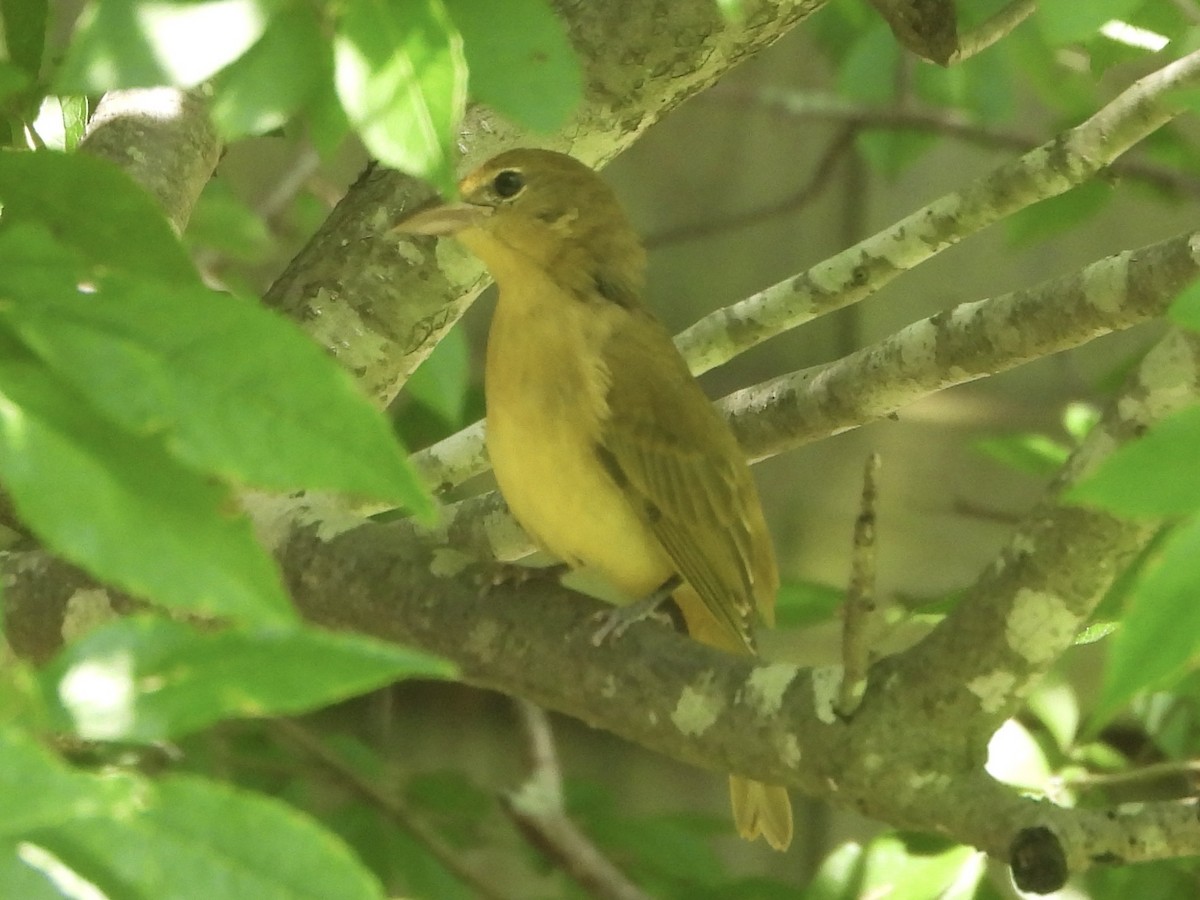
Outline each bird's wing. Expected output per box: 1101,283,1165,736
598,309,778,652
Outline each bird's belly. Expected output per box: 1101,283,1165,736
488,404,671,602
485,311,672,602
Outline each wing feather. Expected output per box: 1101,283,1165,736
598,309,778,651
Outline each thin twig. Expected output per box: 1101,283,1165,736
708,88,1200,200
505,701,651,900
678,50,1200,376
1063,758,1200,796
837,453,881,718
271,719,511,900
644,125,856,249
950,0,1037,64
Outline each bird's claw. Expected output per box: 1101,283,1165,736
589,590,675,646
590,607,639,646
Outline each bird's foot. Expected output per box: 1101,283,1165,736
590,575,681,646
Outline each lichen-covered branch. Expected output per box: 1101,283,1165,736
726,228,1200,462
79,88,221,233
676,47,1200,375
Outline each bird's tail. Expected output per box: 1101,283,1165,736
729,775,793,851
672,584,794,851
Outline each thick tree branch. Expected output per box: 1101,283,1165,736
79,88,220,232
727,228,1200,461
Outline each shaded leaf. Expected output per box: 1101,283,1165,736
0,325,294,625
444,0,581,132
42,617,453,742
1068,404,1200,516
974,432,1069,477
775,580,844,629
31,774,386,899
1095,515,1200,722
404,325,470,426
0,726,134,836
1,0,48,76
1,223,431,513
1037,0,1146,46
0,150,197,283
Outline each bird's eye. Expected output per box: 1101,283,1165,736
492,169,525,199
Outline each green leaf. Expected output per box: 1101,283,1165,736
714,0,744,21
803,841,867,898
1006,179,1113,245
210,4,326,139
0,62,31,108
59,96,88,150
1088,859,1200,900
839,24,935,176
1037,0,1146,46
41,617,453,742
57,0,276,92
31,773,386,900
0,726,134,836
443,0,580,133
589,813,726,888
406,770,493,820
775,580,843,629
404,325,470,425
185,178,275,262
1168,275,1200,331
1095,515,1200,721
0,327,294,625
1068,404,1200,516
1,0,48,76
974,433,1070,476
1002,19,1099,115
384,827,474,900
859,833,983,900
1062,401,1101,442
306,75,353,158
28,96,88,151
0,225,431,512
334,0,467,196
0,150,198,283
0,843,66,900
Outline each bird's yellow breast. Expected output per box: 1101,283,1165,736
484,269,673,600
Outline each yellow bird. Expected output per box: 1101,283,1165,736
397,148,793,851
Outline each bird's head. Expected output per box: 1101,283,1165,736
394,149,645,303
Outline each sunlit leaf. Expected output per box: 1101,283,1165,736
335,0,466,195
58,0,276,92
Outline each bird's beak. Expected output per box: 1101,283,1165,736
392,201,492,236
